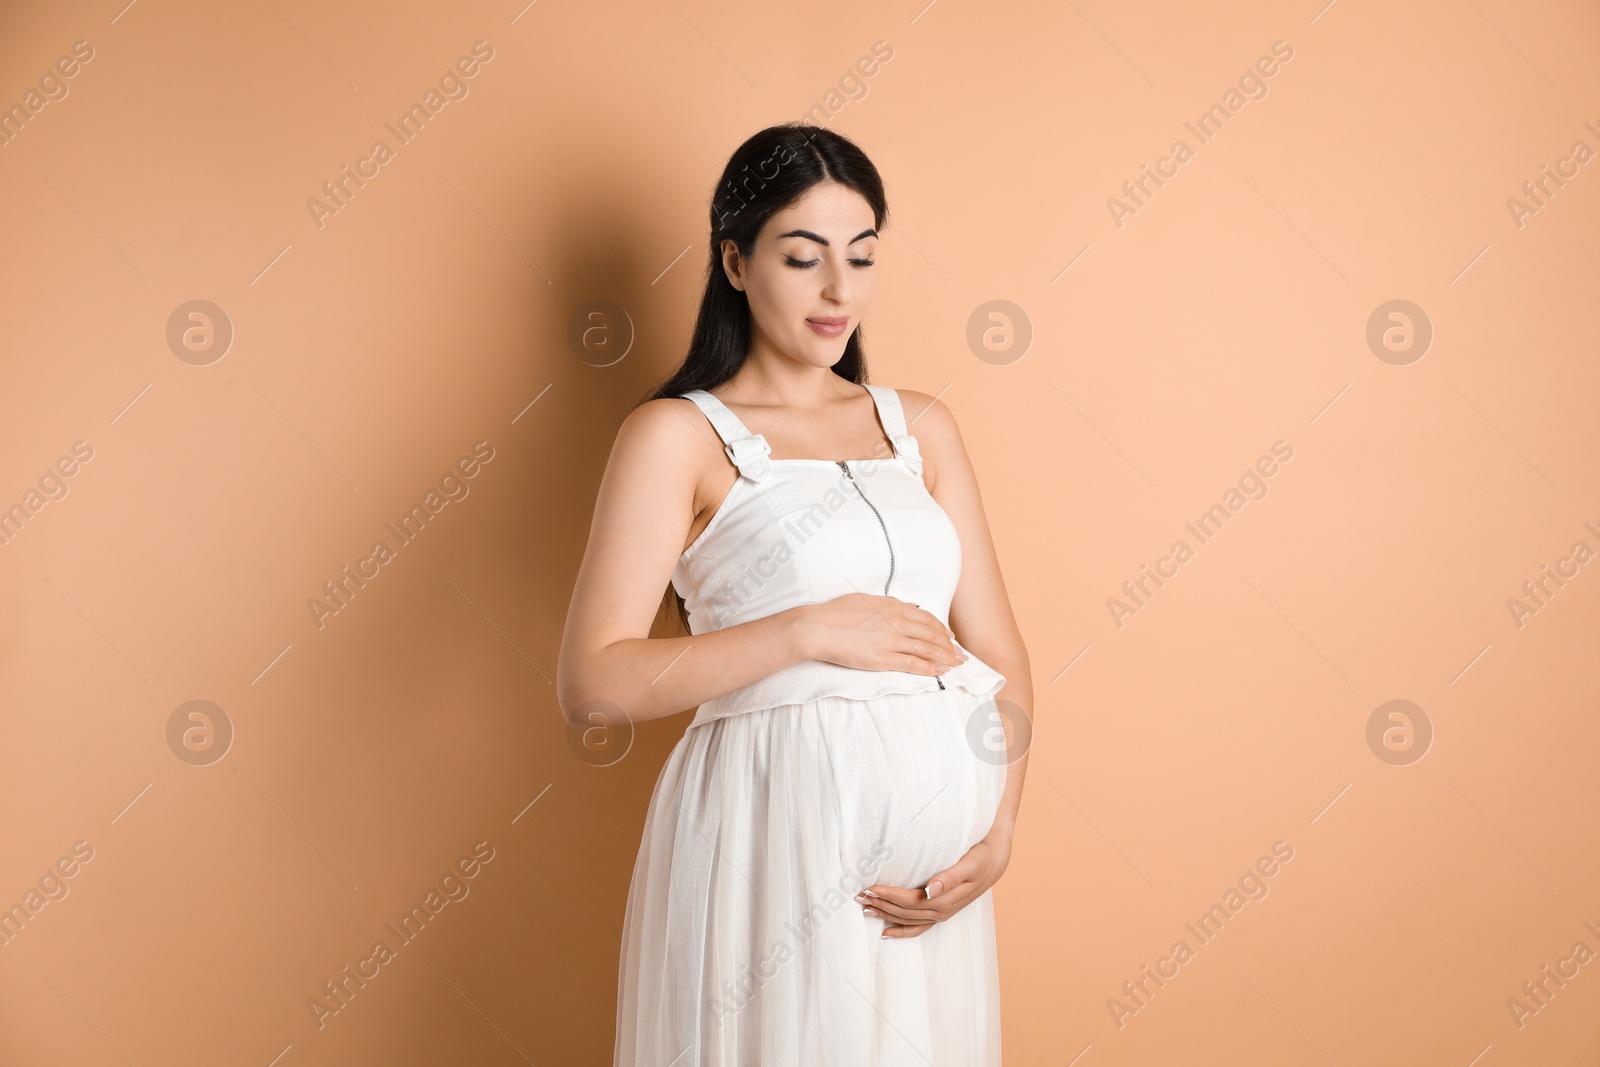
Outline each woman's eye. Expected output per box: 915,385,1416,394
784,256,875,268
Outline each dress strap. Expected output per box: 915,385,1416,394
862,384,924,477
680,389,772,481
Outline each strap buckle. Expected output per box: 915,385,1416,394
725,435,773,480
891,433,924,478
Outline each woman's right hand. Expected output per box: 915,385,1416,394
793,595,969,676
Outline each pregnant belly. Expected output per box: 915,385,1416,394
808,686,1009,893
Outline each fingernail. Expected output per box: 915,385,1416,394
862,889,878,898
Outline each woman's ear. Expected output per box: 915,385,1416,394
719,238,746,292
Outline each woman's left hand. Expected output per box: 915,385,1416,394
854,827,1013,938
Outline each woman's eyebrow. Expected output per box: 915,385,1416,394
777,228,879,246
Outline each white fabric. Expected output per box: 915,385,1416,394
669,383,1007,726
615,382,1009,1065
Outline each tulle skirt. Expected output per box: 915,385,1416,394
613,682,1009,1066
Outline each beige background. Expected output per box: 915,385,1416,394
2,0,1597,1063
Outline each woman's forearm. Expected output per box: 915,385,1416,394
989,744,1028,840
559,605,814,726
982,654,1033,841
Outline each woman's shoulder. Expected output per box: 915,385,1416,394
622,392,707,432
875,385,975,490
613,395,723,472
876,384,960,439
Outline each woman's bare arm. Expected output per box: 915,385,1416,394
556,398,815,727
902,389,1033,837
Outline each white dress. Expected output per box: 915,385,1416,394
614,382,1010,1066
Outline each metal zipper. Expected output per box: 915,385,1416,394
838,460,945,690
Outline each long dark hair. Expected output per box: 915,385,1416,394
643,121,890,632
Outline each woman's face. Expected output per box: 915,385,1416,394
721,181,879,369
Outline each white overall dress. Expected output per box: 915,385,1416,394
614,382,1010,1066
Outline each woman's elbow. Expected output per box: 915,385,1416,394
556,649,635,728
554,652,596,728
556,692,586,729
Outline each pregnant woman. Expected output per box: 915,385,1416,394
557,123,1033,1065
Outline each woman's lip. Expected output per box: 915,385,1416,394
807,317,847,325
